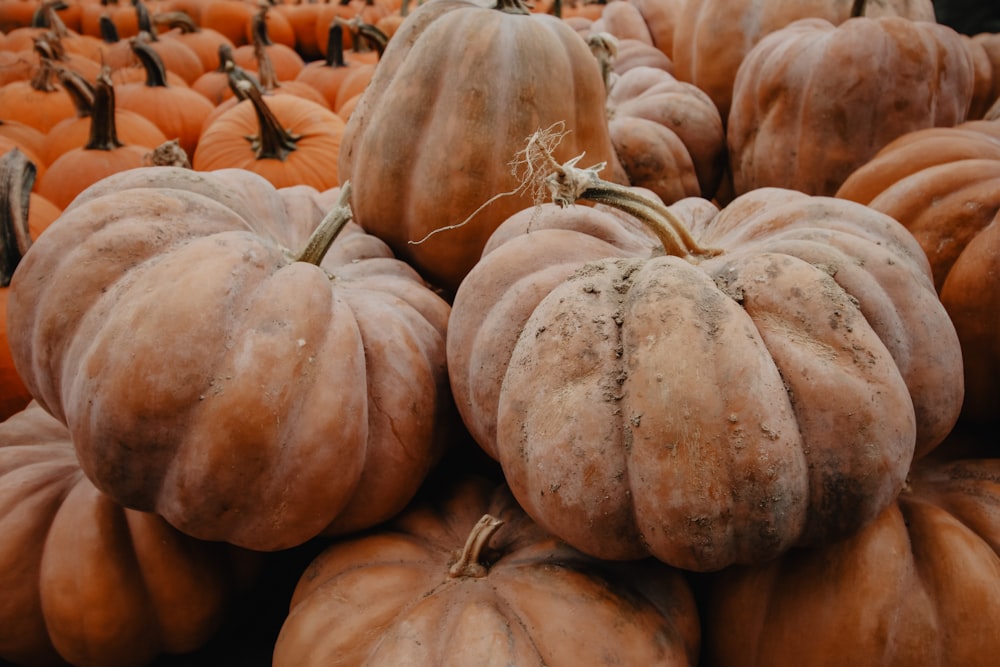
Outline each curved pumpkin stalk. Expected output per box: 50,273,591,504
0,149,35,287
521,125,719,259
296,182,354,265
233,79,302,161
448,514,505,579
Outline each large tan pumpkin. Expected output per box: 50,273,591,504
447,159,963,572
338,0,626,296
727,14,975,196
273,475,700,666
6,167,455,552
0,401,260,667
671,0,936,121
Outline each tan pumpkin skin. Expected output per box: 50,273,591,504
7,167,454,551
273,476,700,667
338,0,626,296
447,187,963,572
671,0,936,121
606,65,725,202
0,401,260,667
837,120,1000,424
702,455,1000,667
727,16,975,197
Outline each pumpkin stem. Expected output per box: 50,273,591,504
295,182,353,265
99,14,120,43
493,0,530,16
520,125,719,259
0,149,36,287
586,32,617,92
850,0,867,18
152,10,199,34
56,65,97,118
236,79,302,161
134,0,158,41
28,52,61,93
130,34,171,88
85,68,125,151
448,514,504,579
323,23,348,68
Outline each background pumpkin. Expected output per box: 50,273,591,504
670,0,936,122
727,14,975,197
338,0,627,297
6,167,455,551
836,118,1000,426
273,475,701,667
700,453,1000,667
447,158,963,571
0,400,262,667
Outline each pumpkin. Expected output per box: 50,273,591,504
338,0,626,296
836,119,1000,425
446,147,963,572
0,52,78,134
0,148,54,421
273,475,700,667
6,167,455,552
44,65,169,166
701,452,1000,667
589,35,725,203
151,10,237,73
0,400,262,667
37,68,159,210
113,37,216,159
231,4,305,83
193,77,345,190
671,0,936,121
727,13,975,197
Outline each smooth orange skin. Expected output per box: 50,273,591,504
702,455,1000,667
274,476,701,667
447,187,963,572
837,120,1000,425
0,401,260,667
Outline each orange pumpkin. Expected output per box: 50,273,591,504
701,453,1000,667
273,475,701,666
447,153,962,572
0,400,261,667
7,167,455,552
37,69,155,210
193,79,345,190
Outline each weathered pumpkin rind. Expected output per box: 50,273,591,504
447,187,963,572
273,476,700,667
337,0,627,296
6,167,454,551
701,454,1000,667
0,401,261,667
727,15,975,197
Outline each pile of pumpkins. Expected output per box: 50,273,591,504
1,0,999,664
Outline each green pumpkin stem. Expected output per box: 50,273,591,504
0,149,37,287
448,514,504,579
296,182,353,265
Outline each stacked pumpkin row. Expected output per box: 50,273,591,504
1,0,999,665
